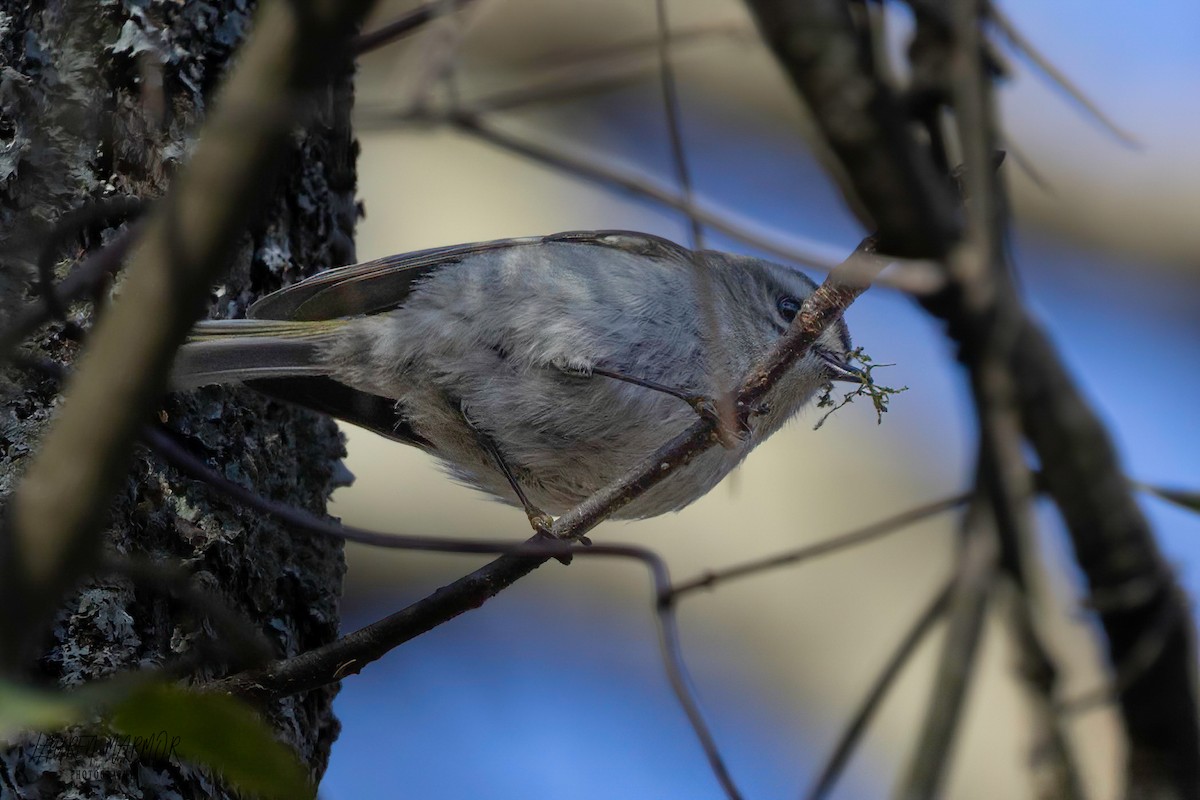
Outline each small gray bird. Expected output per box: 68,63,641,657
172,231,859,521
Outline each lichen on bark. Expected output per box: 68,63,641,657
1,1,357,795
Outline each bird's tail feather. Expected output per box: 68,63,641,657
171,319,346,390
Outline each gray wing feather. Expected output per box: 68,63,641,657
247,231,693,322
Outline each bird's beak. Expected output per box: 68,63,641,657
816,349,869,384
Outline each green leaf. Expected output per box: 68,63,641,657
0,680,91,742
109,683,313,800
1139,483,1200,514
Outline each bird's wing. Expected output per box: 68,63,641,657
248,230,693,321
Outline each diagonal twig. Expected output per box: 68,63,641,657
1001,584,1086,800
354,106,943,293
144,418,744,797
655,0,703,251
985,2,1141,148
898,496,1000,800
805,576,955,800
352,0,480,57
670,493,967,599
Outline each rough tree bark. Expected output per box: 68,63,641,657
0,1,356,794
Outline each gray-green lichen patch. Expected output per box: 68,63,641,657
0,0,360,795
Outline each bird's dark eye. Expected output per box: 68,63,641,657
776,295,802,322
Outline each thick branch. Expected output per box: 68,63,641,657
743,0,960,257
1013,321,1199,796
945,0,1199,793
746,0,1198,794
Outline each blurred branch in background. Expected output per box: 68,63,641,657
744,0,1199,797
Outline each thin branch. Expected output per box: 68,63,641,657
1001,585,1086,800
985,3,1141,148
1134,482,1200,515
141,425,567,556
142,419,743,798
738,237,880,418
584,545,745,800
898,498,1000,800
670,492,967,599
355,106,943,293
655,0,703,250
448,110,841,271
520,22,756,73
469,64,659,114
805,577,954,800
467,24,754,114
352,0,479,57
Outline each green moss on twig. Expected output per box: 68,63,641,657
813,347,907,430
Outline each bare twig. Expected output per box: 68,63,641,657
805,577,954,800
133,416,742,796
148,415,744,797
1002,586,1086,800
739,237,880,419
141,425,565,556
521,22,756,73
1134,482,1200,515
655,0,703,250
467,24,754,114
985,3,1141,148
468,64,659,114
440,110,842,270
352,0,479,57
898,498,1000,800
670,492,967,598
355,106,943,292
559,544,745,800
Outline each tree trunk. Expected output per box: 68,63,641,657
0,1,355,794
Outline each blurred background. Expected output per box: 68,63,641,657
320,1,1200,797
